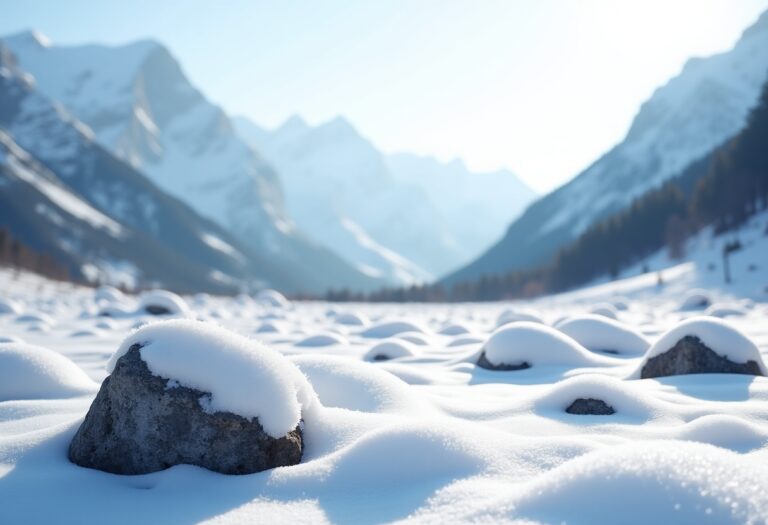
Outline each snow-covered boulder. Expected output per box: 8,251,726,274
360,320,427,338
679,289,713,310
138,290,189,316
555,315,650,356
364,339,417,362
69,320,313,475
477,322,606,371
635,317,766,379
0,343,96,401
256,289,290,308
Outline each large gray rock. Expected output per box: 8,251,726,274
476,351,530,371
640,335,763,379
69,344,303,475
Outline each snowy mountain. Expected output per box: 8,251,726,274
0,44,298,292
386,153,536,263
1,31,381,293
446,9,768,285
235,115,534,282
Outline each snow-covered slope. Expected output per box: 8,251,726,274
235,115,463,282
0,45,293,292
386,153,536,260
1,31,381,294
447,9,768,285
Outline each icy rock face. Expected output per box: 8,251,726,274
69,343,303,475
565,398,615,415
640,335,763,379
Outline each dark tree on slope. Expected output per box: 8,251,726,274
692,79,768,231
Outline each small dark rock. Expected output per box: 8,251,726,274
68,344,303,475
566,398,615,415
476,351,530,371
144,305,172,316
372,354,390,362
640,335,763,379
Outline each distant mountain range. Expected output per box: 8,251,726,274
234,115,535,282
445,9,768,286
0,32,390,293
0,30,535,292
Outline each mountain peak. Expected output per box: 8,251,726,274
276,114,309,134
1,29,51,49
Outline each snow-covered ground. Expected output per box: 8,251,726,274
1,264,768,524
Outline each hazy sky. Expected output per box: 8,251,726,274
1,1,767,192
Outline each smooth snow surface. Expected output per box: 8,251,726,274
1,268,768,524
107,320,314,437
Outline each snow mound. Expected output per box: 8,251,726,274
555,314,650,356
447,335,484,347
107,320,316,437
94,285,125,305
0,343,96,400
0,298,22,315
0,335,24,343
588,302,619,319
255,320,287,334
364,339,417,361
679,289,713,310
496,307,544,327
334,312,369,326
325,423,486,485
360,320,427,338
15,312,53,325
296,332,348,347
256,289,290,308
291,355,418,413
482,322,608,368
705,303,748,318
506,441,768,525
395,332,431,345
633,316,766,377
535,375,657,420
138,290,189,316
676,415,768,452
438,323,471,335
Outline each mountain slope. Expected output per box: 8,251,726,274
445,9,768,285
2,31,381,293
235,115,534,281
386,153,536,263
0,44,300,292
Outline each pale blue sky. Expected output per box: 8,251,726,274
1,0,767,191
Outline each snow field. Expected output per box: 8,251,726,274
1,270,768,523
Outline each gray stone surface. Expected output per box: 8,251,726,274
476,351,530,371
69,343,303,475
565,398,615,415
640,335,763,379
